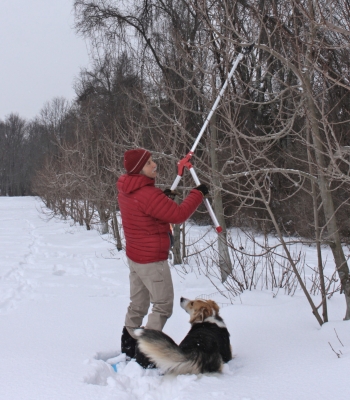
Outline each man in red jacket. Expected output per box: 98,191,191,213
117,148,208,367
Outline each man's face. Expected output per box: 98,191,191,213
141,156,157,178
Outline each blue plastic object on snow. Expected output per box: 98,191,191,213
111,363,118,372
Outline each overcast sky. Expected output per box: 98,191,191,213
0,0,90,121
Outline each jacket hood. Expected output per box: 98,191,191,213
117,174,155,194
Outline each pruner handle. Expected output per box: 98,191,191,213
170,175,182,191
189,167,222,234
170,155,223,234
203,198,223,233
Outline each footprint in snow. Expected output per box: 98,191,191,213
52,265,66,276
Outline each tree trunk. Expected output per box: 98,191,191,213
112,206,123,251
307,129,328,322
173,222,182,265
97,205,109,235
210,113,232,282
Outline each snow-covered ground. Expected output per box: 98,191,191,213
1,197,349,400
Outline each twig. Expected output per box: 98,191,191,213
334,329,344,347
328,342,341,358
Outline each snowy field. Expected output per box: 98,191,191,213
1,197,349,400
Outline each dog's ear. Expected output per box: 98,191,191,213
199,306,211,322
207,300,220,315
190,306,209,323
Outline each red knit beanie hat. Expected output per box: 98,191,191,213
124,148,152,174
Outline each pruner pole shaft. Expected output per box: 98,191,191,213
190,52,244,154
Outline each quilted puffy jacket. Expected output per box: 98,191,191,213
117,174,203,264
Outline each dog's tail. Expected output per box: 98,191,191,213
135,329,199,374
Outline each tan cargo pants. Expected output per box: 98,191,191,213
125,258,174,339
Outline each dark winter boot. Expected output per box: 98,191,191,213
121,326,137,359
135,344,156,369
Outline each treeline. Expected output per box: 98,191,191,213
0,98,74,196
1,0,350,316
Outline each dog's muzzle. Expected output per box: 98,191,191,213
180,297,190,309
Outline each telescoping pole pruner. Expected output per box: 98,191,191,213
170,45,254,233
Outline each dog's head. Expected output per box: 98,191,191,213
180,297,220,324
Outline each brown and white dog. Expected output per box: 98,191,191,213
135,297,232,374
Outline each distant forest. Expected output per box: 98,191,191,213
1,0,350,244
